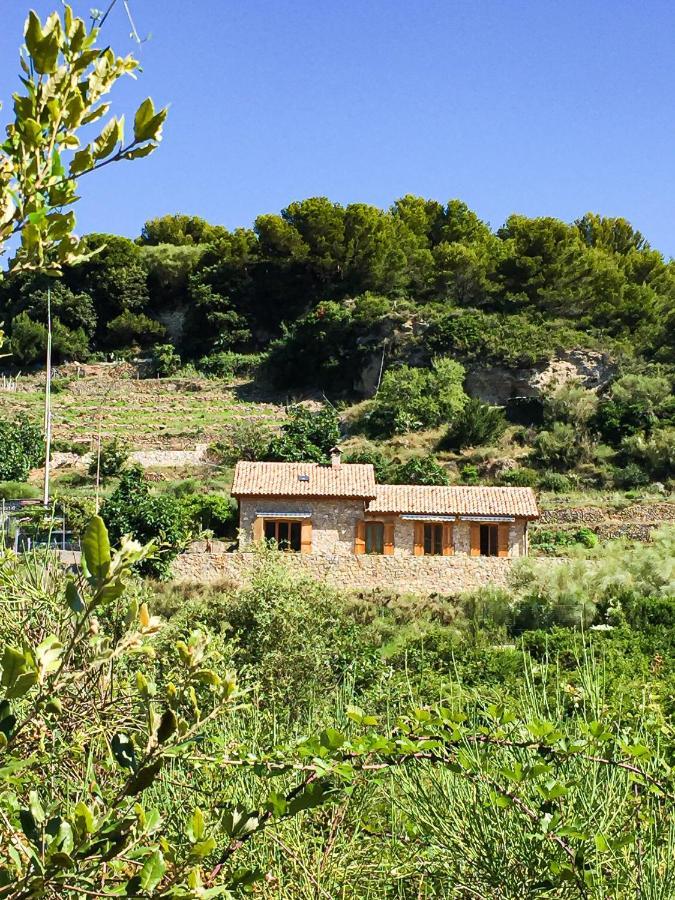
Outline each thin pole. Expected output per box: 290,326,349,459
43,285,52,506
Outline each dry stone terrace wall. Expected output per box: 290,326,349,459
535,502,675,542
172,544,523,595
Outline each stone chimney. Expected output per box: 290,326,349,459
330,445,342,468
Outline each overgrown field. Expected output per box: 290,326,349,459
0,523,673,898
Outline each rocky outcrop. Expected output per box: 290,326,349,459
465,350,617,406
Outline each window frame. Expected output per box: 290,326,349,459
423,522,444,556
263,518,302,552
365,520,385,555
479,523,499,557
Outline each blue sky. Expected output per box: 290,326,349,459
2,1,674,256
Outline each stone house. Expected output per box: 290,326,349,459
231,451,539,560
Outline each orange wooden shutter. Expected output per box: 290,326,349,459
497,524,510,558
301,519,312,554
442,523,454,556
383,522,395,555
470,523,481,557
252,516,264,543
354,520,366,555
413,522,424,556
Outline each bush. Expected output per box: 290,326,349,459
530,422,583,471
460,463,480,484
538,471,573,492
620,427,675,480
343,446,393,482
543,381,598,428
54,495,96,536
498,467,539,487
9,312,89,365
530,527,598,555
106,311,166,347
182,494,237,538
437,397,507,450
0,417,44,481
268,405,341,463
0,481,41,500
150,343,182,377
391,456,449,485
197,351,265,379
101,466,189,578
212,420,275,466
613,462,650,489
363,358,467,437
88,437,129,481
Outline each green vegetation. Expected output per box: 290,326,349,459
1,521,673,897
0,418,44,482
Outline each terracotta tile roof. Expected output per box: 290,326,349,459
368,485,539,519
232,461,377,499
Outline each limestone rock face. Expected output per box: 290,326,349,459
465,350,617,406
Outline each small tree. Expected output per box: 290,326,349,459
89,437,129,481
391,456,449,486
0,417,44,481
269,405,341,463
438,397,507,450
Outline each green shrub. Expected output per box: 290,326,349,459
363,358,467,437
88,437,129,481
342,446,393,482
498,467,539,487
530,527,598,555
101,466,189,578
197,351,265,379
538,471,573,492
54,494,96,536
212,420,275,466
150,343,182,377
613,462,650,489
437,397,507,450
268,405,340,463
620,427,675,480
106,310,166,347
391,456,449,485
460,463,480,484
182,494,237,537
0,481,41,500
530,422,583,471
8,312,89,364
0,417,44,481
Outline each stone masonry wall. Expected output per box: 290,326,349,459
172,545,518,595
239,499,529,558
239,497,368,555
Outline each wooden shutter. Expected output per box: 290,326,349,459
383,522,395,555
354,520,366,555
442,523,454,556
301,519,312,554
413,522,424,556
497,523,510,558
252,516,264,543
470,523,481,557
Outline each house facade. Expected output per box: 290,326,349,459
231,453,539,560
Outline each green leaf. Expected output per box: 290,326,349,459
122,143,157,160
111,732,136,770
69,147,94,177
138,849,166,893
156,710,177,745
126,759,163,796
93,117,124,161
24,12,44,60
72,801,94,835
1,647,37,699
191,836,216,859
83,515,111,583
133,98,167,143
65,580,84,613
35,636,63,679
187,807,205,843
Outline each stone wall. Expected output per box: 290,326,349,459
172,545,519,595
239,499,529,558
239,497,368,555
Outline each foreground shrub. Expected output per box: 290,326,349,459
150,342,182,377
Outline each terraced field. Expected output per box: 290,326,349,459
0,364,284,450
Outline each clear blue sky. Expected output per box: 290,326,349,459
2,1,674,256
